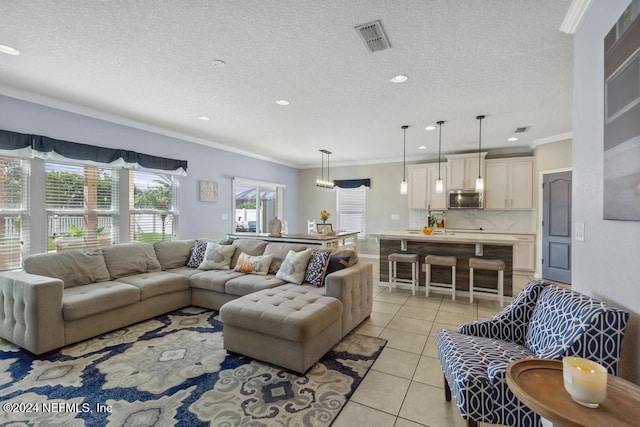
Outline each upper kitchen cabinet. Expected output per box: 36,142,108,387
446,153,487,190
485,157,534,209
408,163,448,210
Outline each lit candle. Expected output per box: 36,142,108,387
562,356,608,408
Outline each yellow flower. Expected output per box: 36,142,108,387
320,210,331,222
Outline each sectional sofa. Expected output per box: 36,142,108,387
0,238,373,372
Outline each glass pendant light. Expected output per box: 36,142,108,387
475,115,485,192
400,125,409,194
435,120,445,193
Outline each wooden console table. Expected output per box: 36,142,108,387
506,359,640,427
227,231,359,250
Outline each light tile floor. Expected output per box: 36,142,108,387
333,259,536,427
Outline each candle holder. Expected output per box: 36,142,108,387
562,356,608,408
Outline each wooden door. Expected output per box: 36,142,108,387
542,171,572,283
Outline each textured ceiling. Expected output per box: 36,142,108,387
0,0,573,168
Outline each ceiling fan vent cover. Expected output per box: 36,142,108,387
355,20,391,53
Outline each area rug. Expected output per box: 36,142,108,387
0,307,386,426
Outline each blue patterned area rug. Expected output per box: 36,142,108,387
0,307,386,426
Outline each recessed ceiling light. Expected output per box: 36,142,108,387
425,125,436,131
508,137,519,142
0,44,20,56
390,75,408,83
212,59,226,67
275,100,290,106
418,145,427,150
197,116,211,121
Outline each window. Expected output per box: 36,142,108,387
131,170,177,243
0,156,29,270
46,162,118,251
336,187,366,237
233,178,284,234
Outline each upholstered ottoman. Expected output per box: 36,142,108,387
219,284,343,374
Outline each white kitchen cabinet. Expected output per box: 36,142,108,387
446,153,487,190
485,157,533,209
512,234,535,273
408,163,447,210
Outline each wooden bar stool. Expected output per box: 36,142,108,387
469,257,505,305
425,255,457,300
387,253,419,295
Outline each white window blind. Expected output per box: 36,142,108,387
336,187,366,237
131,170,177,243
0,156,29,270
46,162,119,251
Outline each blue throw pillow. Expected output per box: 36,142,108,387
325,255,351,276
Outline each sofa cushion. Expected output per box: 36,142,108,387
225,274,287,296
23,249,111,289
63,281,141,321
326,255,351,276
101,243,161,280
263,242,308,274
220,285,341,342
189,270,245,293
167,266,203,278
332,248,359,267
233,253,273,275
153,239,195,270
276,249,313,284
304,249,332,287
198,242,236,270
525,285,607,359
230,239,268,268
117,271,191,300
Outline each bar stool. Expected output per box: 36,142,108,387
425,255,457,300
468,257,505,305
387,253,420,295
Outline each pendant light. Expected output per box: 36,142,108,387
315,149,334,190
475,115,485,192
400,125,409,194
435,120,445,193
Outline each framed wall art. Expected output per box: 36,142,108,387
199,180,218,202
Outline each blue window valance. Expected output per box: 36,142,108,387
0,129,188,175
333,179,371,189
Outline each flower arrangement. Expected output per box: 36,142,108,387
320,210,331,223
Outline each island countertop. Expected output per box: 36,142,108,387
372,230,519,245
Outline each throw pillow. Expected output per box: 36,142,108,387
198,242,236,270
186,240,208,268
233,252,273,275
325,255,351,276
304,250,332,287
276,249,313,285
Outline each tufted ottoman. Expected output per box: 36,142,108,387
219,284,343,374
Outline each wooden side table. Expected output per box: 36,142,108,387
506,359,640,427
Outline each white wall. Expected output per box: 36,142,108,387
0,95,300,245
573,0,639,382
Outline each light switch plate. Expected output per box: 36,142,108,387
575,222,585,241
391,214,400,220
221,213,229,221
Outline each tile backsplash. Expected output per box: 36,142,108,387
409,209,535,233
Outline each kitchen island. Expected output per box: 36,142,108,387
371,230,519,298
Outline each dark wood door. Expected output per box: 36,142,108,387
542,171,572,284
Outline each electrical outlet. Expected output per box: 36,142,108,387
575,222,585,241
391,214,400,220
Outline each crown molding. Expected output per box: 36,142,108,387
560,0,592,34
533,132,574,147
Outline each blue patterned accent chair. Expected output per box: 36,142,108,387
437,281,629,427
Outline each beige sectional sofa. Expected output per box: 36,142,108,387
0,238,373,372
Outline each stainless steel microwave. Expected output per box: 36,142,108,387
448,190,484,209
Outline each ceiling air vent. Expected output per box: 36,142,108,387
514,126,530,133
355,20,391,53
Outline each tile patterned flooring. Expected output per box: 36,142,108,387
333,259,536,427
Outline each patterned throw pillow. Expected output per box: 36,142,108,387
276,249,313,285
233,252,273,275
198,242,236,270
304,250,332,287
186,240,208,268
